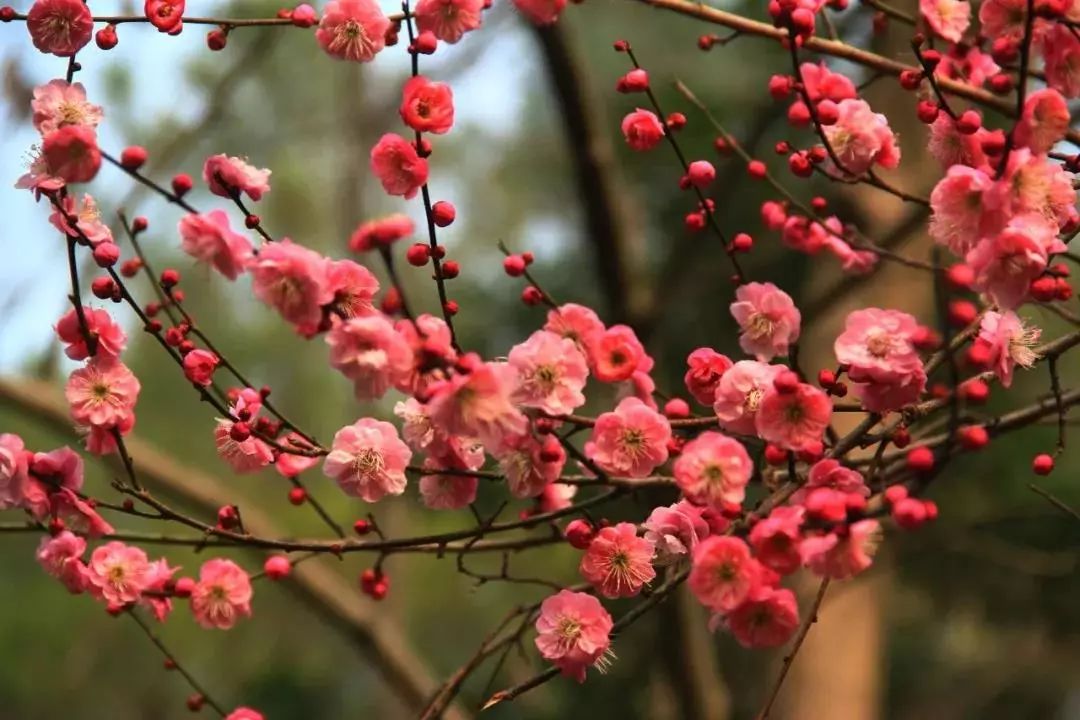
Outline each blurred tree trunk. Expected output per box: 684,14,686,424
777,3,933,716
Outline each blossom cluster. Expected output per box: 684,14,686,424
3,0,1079,714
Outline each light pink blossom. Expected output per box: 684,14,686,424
643,501,710,564
977,310,1041,387
178,211,254,281
247,239,332,329
920,0,970,42
966,214,1053,309
508,329,588,415
543,303,605,357
323,418,411,502
834,308,924,384
0,434,29,510
535,590,613,682
203,154,271,201
426,360,528,448
730,282,801,361
495,432,565,499
800,62,857,103
673,431,753,508
65,357,140,431
36,531,88,594
191,558,253,630
86,542,152,606
48,193,112,246
929,165,996,255
1015,88,1070,154
326,314,413,401
32,80,102,135
800,519,882,579
712,360,783,436
823,99,900,174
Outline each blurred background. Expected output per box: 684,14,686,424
1,0,1079,718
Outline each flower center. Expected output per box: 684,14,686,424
745,387,764,413
865,330,893,358
352,448,384,478
747,312,775,340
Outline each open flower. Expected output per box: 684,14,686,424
579,522,656,598
535,590,613,682
585,397,671,478
323,418,411,502
508,329,588,415
673,431,753,508
316,0,390,62
191,558,253,630
85,542,152,606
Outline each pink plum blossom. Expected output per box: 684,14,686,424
247,239,332,329
755,382,832,451
316,0,390,62
749,506,806,575
36,531,88,594
414,0,484,43
191,558,253,630
65,357,140,431
712,360,783,436
370,133,429,199
579,522,656,598
27,0,93,56
823,99,900,175
425,360,527,448
725,586,800,648
178,211,254,281
978,310,1041,387
643,501,710,564
508,330,588,415
326,314,413,401
585,397,671,478
684,348,733,406
535,590,613,682
673,431,753,508
0,434,29,510
55,306,126,361
800,519,882,579
323,418,411,502
920,0,970,42
203,154,271,201
86,542,153,606
32,80,102,135
689,536,761,613
730,282,801,361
